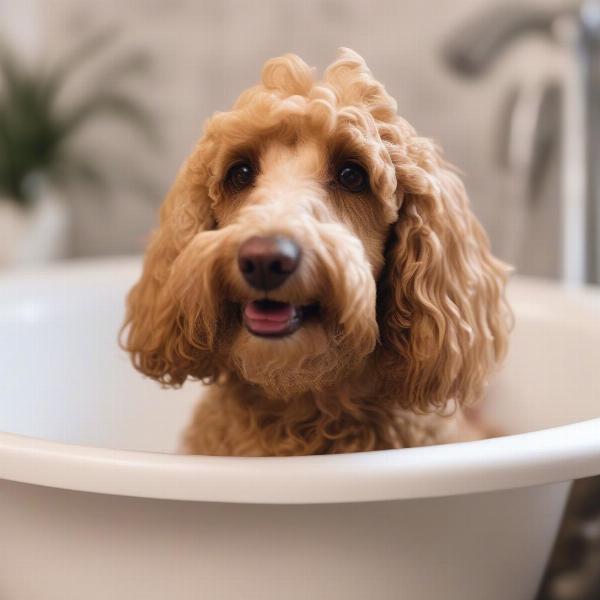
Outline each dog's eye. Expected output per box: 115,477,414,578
225,161,255,192
336,162,369,193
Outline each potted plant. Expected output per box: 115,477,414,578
0,30,158,267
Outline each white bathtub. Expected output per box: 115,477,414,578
0,258,599,600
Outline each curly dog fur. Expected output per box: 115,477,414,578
122,48,511,456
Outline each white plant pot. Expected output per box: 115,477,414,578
0,187,70,268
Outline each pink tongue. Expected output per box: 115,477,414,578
245,302,294,322
244,302,295,335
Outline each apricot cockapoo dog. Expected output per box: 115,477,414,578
123,49,511,456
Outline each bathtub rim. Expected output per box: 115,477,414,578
1,418,600,504
0,257,599,504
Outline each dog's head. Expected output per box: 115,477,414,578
123,48,510,408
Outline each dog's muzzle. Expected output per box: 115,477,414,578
237,235,318,337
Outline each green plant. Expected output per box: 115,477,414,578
0,30,158,206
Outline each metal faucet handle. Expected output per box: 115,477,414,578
443,3,576,77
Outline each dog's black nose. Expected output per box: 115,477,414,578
238,236,301,291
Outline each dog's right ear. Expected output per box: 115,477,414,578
120,154,216,386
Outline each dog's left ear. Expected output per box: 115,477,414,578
377,139,512,412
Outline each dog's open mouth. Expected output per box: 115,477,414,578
243,300,318,337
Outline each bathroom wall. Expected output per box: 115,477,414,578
2,0,570,275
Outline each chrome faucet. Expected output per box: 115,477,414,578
443,4,573,76
444,2,600,285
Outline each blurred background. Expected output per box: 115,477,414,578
0,0,598,598
0,0,576,275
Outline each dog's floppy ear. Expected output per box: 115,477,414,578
121,153,216,386
378,138,512,411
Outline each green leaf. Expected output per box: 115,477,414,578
38,28,119,104
0,29,159,206
61,91,160,146
53,152,110,191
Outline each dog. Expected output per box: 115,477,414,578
122,48,511,456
